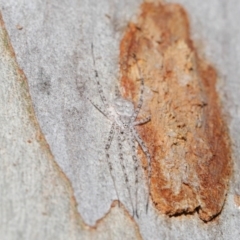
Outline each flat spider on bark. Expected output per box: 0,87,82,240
88,44,151,217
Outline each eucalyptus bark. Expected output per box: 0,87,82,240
1,1,240,239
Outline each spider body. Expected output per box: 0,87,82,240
114,98,134,117
89,44,151,217
108,98,134,130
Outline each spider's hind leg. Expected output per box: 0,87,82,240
132,127,151,213
117,127,136,217
105,123,121,206
129,129,141,218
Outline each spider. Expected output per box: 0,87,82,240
88,44,151,217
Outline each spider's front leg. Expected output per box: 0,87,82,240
87,97,109,119
91,43,110,110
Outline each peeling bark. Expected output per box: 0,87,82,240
119,2,231,221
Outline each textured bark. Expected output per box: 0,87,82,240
1,0,240,239
119,2,231,222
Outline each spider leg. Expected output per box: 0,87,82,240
131,61,144,122
91,43,110,109
128,129,141,218
105,123,120,206
87,97,109,119
134,116,151,126
117,127,136,217
131,127,151,213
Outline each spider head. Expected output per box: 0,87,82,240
114,98,134,118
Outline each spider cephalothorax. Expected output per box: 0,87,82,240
114,98,134,117
112,98,135,128
88,44,151,217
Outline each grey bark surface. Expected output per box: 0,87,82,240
0,0,240,239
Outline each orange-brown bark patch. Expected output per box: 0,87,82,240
119,2,231,221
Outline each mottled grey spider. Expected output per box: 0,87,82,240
88,44,151,217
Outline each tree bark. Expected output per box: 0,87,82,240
0,0,239,239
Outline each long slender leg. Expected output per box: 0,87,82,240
117,128,135,217
129,130,141,218
87,97,109,119
91,43,110,109
131,127,151,212
134,116,151,126
105,123,120,205
131,61,144,122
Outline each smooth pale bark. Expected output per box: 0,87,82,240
0,0,239,239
